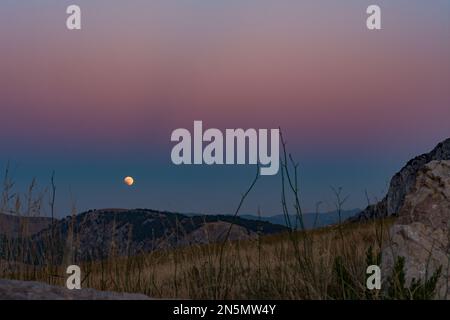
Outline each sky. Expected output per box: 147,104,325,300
0,1,449,217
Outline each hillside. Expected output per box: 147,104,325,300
28,208,288,262
0,213,52,238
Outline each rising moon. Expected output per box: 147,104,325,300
124,176,134,186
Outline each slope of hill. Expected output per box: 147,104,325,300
0,213,52,238
30,208,288,262
351,137,450,221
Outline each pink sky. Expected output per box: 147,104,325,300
0,1,449,214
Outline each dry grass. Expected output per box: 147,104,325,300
0,217,393,299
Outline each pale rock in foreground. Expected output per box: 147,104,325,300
382,160,450,299
0,278,150,300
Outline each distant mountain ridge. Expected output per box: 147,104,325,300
241,209,360,229
351,138,450,221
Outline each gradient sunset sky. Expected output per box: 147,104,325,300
1,1,449,216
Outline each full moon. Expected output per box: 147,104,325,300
124,176,134,186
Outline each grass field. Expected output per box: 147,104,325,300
0,217,393,300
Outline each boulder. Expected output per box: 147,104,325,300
382,160,450,299
0,278,150,300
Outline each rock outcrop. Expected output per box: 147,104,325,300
0,278,150,300
381,160,450,299
351,138,450,221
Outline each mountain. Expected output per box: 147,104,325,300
350,137,450,221
241,209,360,229
0,213,52,238
27,208,288,262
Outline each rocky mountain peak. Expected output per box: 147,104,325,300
351,137,450,221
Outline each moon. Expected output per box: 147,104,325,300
124,176,134,186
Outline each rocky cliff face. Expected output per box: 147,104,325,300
352,138,450,220
382,160,450,299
